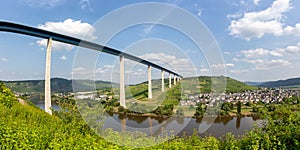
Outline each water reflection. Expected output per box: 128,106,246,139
103,114,262,138
236,117,241,129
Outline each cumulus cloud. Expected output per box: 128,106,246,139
241,58,290,70
36,19,97,50
228,0,293,40
227,13,242,19
229,69,249,74
139,53,196,77
211,63,235,69
60,55,67,60
240,42,300,58
241,48,270,58
253,0,260,5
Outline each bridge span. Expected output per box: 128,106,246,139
0,21,182,114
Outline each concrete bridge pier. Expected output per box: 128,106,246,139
45,37,52,115
120,56,126,108
169,73,172,88
161,70,165,92
148,65,152,99
174,75,177,85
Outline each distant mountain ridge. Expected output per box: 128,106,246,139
258,77,300,88
244,77,300,88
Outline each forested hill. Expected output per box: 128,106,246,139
2,78,116,93
181,76,258,93
258,77,300,88
2,76,257,94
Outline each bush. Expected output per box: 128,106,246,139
152,105,173,116
0,83,18,108
252,105,258,112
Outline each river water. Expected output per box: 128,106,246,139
102,113,263,138
34,103,263,138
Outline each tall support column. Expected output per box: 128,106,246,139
148,65,152,99
120,56,126,108
45,38,52,115
174,75,177,85
161,70,165,92
169,73,172,88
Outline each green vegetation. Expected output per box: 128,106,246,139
182,76,257,94
237,101,242,115
194,103,205,117
0,83,300,149
3,78,116,93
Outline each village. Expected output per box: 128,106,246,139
180,88,299,106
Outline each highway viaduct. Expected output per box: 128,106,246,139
0,21,183,115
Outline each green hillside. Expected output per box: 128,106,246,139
176,76,257,95
3,78,116,93
109,76,258,108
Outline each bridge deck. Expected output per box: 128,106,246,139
0,21,182,77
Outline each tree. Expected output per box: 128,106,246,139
237,101,242,115
222,102,233,112
194,103,204,116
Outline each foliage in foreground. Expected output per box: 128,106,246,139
0,83,299,149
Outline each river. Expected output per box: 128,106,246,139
34,103,263,138
103,113,263,138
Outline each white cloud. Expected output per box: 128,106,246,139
200,68,210,75
253,0,260,5
36,19,97,50
139,53,196,76
229,69,249,74
0,58,7,62
240,42,300,58
211,63,235,69
224,51,231,55
72,67,95,79
283,23,300,36
229,0,293,40
243,59,290,70
241,48,270,58
23,0,65,7
60,55,67,60
232,58,240,62
226,13,242,19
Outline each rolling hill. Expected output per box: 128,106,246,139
257,77,300,88
182,76,258,93
3,78,116,93
2,76,257,94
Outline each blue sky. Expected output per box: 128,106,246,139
1,0,300,83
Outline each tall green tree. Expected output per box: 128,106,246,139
194,103,204,116
237,101,242,115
